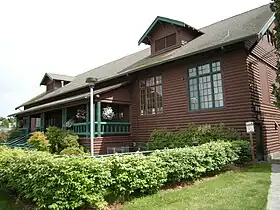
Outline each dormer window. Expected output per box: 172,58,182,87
40,73,74,93
155,33,176,52
138,16,203,56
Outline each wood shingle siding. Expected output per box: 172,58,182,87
247,35,280,155
131,47,253,142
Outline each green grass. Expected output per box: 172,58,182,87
121,164,271,210
0,190,21,210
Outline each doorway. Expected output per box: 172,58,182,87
255,123,265,161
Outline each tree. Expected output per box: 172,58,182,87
0,117,16,128
271,1,280,107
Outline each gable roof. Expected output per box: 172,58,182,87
16,4,274,110
40,73,74,86
138,16,203,45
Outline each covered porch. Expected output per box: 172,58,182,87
13,82,134,154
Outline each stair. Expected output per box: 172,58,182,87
0,128,32,149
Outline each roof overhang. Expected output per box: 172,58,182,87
138,16,203,45
9,82,129,117
40,73,53,86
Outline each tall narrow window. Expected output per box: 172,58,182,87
188,61,224,110
140,76,163,115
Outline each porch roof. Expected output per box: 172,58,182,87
9,82,129,117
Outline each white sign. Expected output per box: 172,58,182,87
246,121,254,133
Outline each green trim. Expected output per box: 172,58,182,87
138,16,200,45
40,113,45,132
187,61,225,111
97,101,101,137
258,14,275,39
26,116,30,133
61,108,67,128
70,121,130,137
86,103,89,138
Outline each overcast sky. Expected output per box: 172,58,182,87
0,0,270,117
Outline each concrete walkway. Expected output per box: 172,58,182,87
267,164,280,210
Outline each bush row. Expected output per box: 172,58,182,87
149,124,243,149
0,140,250,210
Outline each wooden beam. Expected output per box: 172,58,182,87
97,100,101,137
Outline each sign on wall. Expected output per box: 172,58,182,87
246,121,255,134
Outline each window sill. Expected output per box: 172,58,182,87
188,107,225,113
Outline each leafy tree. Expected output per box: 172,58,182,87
0,117,16,128
271,1,280,107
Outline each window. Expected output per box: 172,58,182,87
140,76,163,115
155,33,176,52
188,61,224,110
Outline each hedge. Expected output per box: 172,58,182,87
0,140,250,210
149,124,243,149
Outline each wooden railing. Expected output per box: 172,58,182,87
69,122,130,137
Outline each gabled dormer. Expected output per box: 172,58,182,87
40,73,74,93
138,16,203,56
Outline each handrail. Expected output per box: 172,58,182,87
70,121,131,136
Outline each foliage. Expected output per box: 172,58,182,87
45,127,80,154
7,129,21,140
121,164,271,210
28,132,49,151
59,147,85,156
150,124,242,149
0,117,15,128
0,132,9,142
0,147,111,210
271,1,280,107
0,140,250,209
105,155,167,199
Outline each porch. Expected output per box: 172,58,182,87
18,101,131,135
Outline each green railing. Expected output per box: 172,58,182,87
69,122,130,137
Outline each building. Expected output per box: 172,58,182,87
10,4,279,159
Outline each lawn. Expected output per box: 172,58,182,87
121,164,271,210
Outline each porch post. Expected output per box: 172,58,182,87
97,100,101,137
62,108,67,128
26,116,30,133
86,103,89,138
40,113,45,132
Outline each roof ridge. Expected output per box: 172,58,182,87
199,4,270,30
47,72,74,77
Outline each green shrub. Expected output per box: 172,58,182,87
0,140,250,209
230,140,251,164
105,155,167,199
150,124,243,149
0,132,9,142
28,132,49,151
8,129,21,140
45,127,80,154
59,147,85,156
0,148,111,210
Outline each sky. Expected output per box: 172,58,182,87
0,0,270,117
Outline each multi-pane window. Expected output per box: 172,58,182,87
188,61,224,110
155,33,176,52
140,76,163,115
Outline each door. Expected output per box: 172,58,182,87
255,123,265,161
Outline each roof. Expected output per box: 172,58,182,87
10,82,129,117
138,16,203,45
17,4,274,109
40,73,74,85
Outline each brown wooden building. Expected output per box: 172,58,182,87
10,4,280,159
